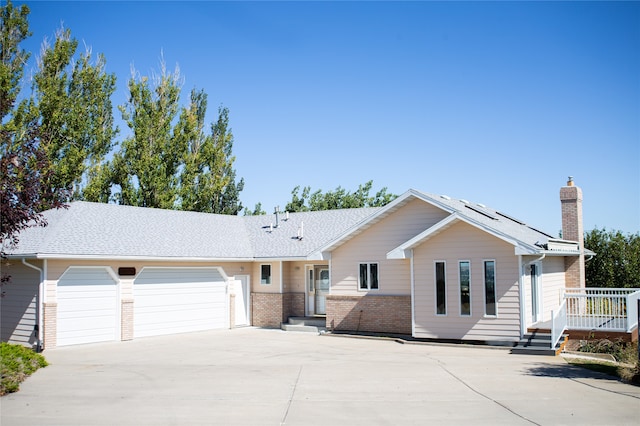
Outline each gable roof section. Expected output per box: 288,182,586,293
312,188,582,259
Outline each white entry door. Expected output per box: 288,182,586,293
234,275,250,326
315,268,330,315
134,267,228,338
530,264,542,323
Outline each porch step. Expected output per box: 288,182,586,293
511,332,568,356
281,316,327,333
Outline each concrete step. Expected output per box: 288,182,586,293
281,316,327,333
511,332,568,356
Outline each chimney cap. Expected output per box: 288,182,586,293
567,176,574,186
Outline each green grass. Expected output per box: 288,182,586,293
0,342,48,395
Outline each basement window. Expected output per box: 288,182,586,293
260,264,272,285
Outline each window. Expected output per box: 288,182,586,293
459,261,471,316
260,264,271,285
359,263,378,290
435,261,446,315
484,260,496,316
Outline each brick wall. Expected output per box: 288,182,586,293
121,299,134,341
251,293,283,328
43,302,57,349
326,295,412,335
251,292,306,328
560,181,585,288
283,293,305,318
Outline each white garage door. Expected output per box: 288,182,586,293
57,267,119,346
134,267,228,338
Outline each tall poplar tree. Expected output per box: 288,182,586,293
2,1,68,287
33,27,117,199
112,63,185,208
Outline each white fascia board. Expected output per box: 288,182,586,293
34,254,254,262
387,214,460,259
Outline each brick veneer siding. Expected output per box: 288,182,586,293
326,295,412,335
251,293,285,328
251,292,306,328
43,302,57,349
121,299,134,341
284,293,305,318
560,182,585,288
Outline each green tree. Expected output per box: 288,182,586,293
33,27,117,199
585,228,640,288
112,63,185,208
285,180,396,212
178,92,244,214
1,1,68,289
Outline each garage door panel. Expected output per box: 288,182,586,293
57,267,119,346
134,268,227,338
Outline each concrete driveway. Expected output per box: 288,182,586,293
2,328,639,425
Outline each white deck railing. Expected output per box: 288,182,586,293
564,288,640,332
550,299,568,349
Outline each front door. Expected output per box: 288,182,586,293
234,275,250,326
306,266,329,316
530,264,541,323
315,268,329,315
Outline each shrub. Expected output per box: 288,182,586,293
576,338,639,385
0,342,48,395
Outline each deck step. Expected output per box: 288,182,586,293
511,332,568,356
281,316,327,333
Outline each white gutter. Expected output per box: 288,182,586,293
21,258,44,351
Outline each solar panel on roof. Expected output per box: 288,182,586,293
496,211,527,225
464,204,498,220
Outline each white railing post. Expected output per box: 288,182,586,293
627,291,640,333
551,299,568,349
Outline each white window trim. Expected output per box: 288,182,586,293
434,260,447,316
483,259,498,318
260,264,272,285
357,262,379,291
458,260,471,317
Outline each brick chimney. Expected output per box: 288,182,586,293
560,176,585,288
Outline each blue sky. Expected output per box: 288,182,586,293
20,1,640,234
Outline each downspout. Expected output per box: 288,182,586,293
21,258,44,352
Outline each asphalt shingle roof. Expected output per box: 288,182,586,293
4,189,578,260
4,201,379,259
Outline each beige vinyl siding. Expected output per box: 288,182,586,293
252,261,283,293
1,261,40,347
413,221,521,341
331,198,448,296
541,256,566,322
282,261,324,293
